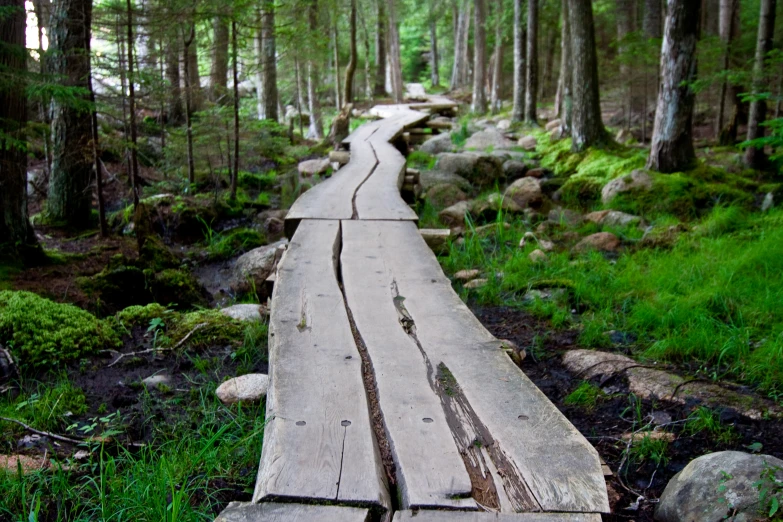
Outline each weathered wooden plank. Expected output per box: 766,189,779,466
342,119,382,148
254,220,390,508
285,140,377,237
393,512,601,522
340,224,475,509
339,221,609,514
216,502,370,522
353,142,418,222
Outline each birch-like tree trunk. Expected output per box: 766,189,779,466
0,0,36,253
261,0,279,121
450,0,471,90
524,0,539,123
388,1,404,103
429,0,440,87
344,0,358,104
557,0,572,136
490,0,503,114
48,0,96,226
647,0,701,172
307,0,324,139
254,9,264,119
472,0,488,113
568,0,606,151
231,19,240,200
744,0,777,168
511,0,525,122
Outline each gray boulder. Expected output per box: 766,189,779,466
602,169,653,205
502,160,528,181
419,170,473,192
231,239,287,292
464,129,515,150
573,232,621,253
548,207,584,227
656,451,783,522
220,304,265,322
436,152,503,186
518,135,538,151
426,183,468,209
297,158,330,177
439,200,472,227
503,177,543,209
419,132,455,155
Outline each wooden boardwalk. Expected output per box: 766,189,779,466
217,94,609,521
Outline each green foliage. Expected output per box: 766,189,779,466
166,310,244,351
204,227,266,261
0,291,120,369
0,379,87,434
115,303,170,329
564,381,604,411
684,407,739,444
407,151,436,170
754,463,783,519
628,434,669,466
148,269,206,310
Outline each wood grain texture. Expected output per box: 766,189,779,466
254,220,389,508
342,120,382,148
340,221,609,514
353,141,417,221
341,222,475,509
393,511,601,522
215,502,370,522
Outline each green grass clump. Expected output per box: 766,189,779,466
0,291,121,369
205,227,266,261
167,309,244,351
564,381,604,411
0,379,87,434
408,150,436,170
628,434,670,466
115,303,170,329
684,406,739,444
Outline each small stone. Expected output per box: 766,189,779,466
454,269,481,282
529,249,548,263
216,374,269,405
420,228,451,255
504,177,542,209
425,183,467,209
465,129,515,150
545,119,561,132
649,411,673,426
548,207,583,227
525,167,548,178
573,232,621,253
502,160,528,181
518,135,537,151
539,239,555,252
463,278,487,289
615,128,634,144
297,158,330,177
500,339,527,367
496,119,511,131
419,132,455,155
220,304,264,322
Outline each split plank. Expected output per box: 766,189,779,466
353,141,418,221
285,140,377,237
342,120,382,148
216,503,370,522
340,221,609,514
340,223,475,509
393,512,601,522
254,220,390,508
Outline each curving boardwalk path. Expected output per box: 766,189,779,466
216,95,609,522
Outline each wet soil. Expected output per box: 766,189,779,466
473,305,783,522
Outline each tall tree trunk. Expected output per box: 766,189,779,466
183,24,196,184
125,0,140,205
716,0,738,140
261,0,279,121
472,0,488,113
307,0,324,139
490,0,503,114
165,25,183,124
187,24,202,112
85,10,106,237
48,0,95,227
254,9,264,119
388,1,404,103
647,0,701,173
512,0,525,121
360,6,373,98
333,19,341,109
616,0,635,127
231,20,240,200
525,0,539,123
558,0,572,136
33,0,52,179
451,0,471,89
344,0,358,104
374,0,387,96
0,0,36,254
744,0,777,169
211,13,230,103
568,0,606,151
643,0,662,38
429,0,440,87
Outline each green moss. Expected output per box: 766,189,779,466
149,269,206,310
237,170,278,191
206,228,266,261
408,151,436,170
166,309,244,350
139,236,180,271
115,303,170,329
564,381,603,411
0,291,121,369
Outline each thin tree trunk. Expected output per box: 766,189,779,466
525,0,539,123
490,0,503,113
717,0,737,138
388,2,404,103
616,0,635,127
647,0,701,173
558,0,572,136
512,0,525,121
0,0,36,254
211,13,230,103
49,0,96,227
430,0,440,87
294,55,305,136
472,0,488,113
344,0,358,104
231,20,240,200
116,19,132,182
333,19,342,109
254,9,264,119
643,0,662,38
451,0,471,89
125,0,140,205
360,6,373,98
568,0,606,151
85,9,106,237
187,24,201,112
375,0,387,96
307,0,324,139
33,0,52,179
744,0,777,169
183,24,196,184
261,0,279,121
165,29,183,124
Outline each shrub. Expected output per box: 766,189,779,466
0,291,121,369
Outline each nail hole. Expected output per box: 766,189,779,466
296,421,306,426
341,420,352,426
422,418,434,423
345,355,353,360
431,279,437,283
518,415,529,421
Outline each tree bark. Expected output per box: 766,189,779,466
744,0,777,169
166,33,184,124
429,0,440,87
525,0,539,123
490,0,503,114
332,18,341,109
48,0,95,227
0,0,36,254
183,24,196,184
344,0,358,104
307,0,324,139
511,0,525,121
616,0,635,126
388,1,404,103
643,0,662,38
472,0,488,113
125,0,140,205
568,0,606,151
187,24,202,112
558,0,572,136
647,0,701,173
716,0,738,140
231,20,240,201
261,0,279,121
450,0,471,90
211,13,230,103
375,0,387,96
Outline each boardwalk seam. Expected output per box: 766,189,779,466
351,143,380,220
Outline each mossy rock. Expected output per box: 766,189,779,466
79,264,152,313
148,268,207,310
0,290,121,370
115,303,170,329
166,309,244,350
140,236,181,271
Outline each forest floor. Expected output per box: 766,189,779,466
1,95,782,521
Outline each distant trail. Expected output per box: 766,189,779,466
214,86,609,522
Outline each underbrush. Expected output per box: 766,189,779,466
443,206,783,397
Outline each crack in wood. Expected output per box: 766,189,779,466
350,135,381,220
